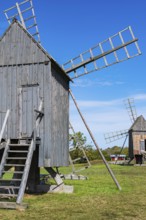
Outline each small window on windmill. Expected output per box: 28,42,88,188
140,140,145,151
145,139,146,151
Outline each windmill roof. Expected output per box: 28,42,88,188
130,115,146,131
0,19,72,82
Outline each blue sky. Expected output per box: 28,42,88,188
0,0,146,149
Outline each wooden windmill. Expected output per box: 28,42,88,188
104,98,146,164
0,0,141,209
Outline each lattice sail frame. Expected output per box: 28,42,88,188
69,122,91,173
62,26,141,79
124,98,137,123
104,129,129,144
4,0,41,43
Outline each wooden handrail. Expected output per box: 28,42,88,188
0,109,10,144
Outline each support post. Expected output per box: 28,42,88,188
45,167,64,186
16,99,44,204
69,89,122,190
27,145,40,192
119,135,128,155
0,109,10,143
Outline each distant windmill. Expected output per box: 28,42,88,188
104,98,146,164
0,0,141,208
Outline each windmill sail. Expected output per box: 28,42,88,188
69,122,91,173
4,0,41,43
124,98,137,123
62,26,141,79
104,129,129,144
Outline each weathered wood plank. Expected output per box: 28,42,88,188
0,202,28,210
43,63,52,167
37,64,45,166
0,22,49,66
0,21,70,168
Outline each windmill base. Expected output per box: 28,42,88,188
134,164,146,166
36,184,73,194
0,142,73,210
61,174,88,180
25,151,74,194
0,202,28,210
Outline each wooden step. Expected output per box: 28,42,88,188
0,202,28,210
8,150,28,153
6,157,27,160
0,194,17,198
2,171,24,174
4,164,25,167
0,179,21,182
9,144,29,147
0,186,20,189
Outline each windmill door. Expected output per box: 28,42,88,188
18,85,40,138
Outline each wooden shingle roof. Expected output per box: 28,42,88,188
130,115,146,131
0,19,71,82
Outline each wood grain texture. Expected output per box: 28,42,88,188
0,21,70,167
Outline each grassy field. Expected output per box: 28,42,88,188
0,162,146,220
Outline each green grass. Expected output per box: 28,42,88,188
1,163,146,220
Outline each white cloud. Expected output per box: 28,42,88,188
72,78,125,88
70,93,146,148
133,94,146,101
74,99,122,108
76,93,146,109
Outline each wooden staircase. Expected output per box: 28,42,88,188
0,139,31,201
0,99,44,209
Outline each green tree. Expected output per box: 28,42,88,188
69,131,129,163
69,132,87,147
69,132,87,161
84,145,100,161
